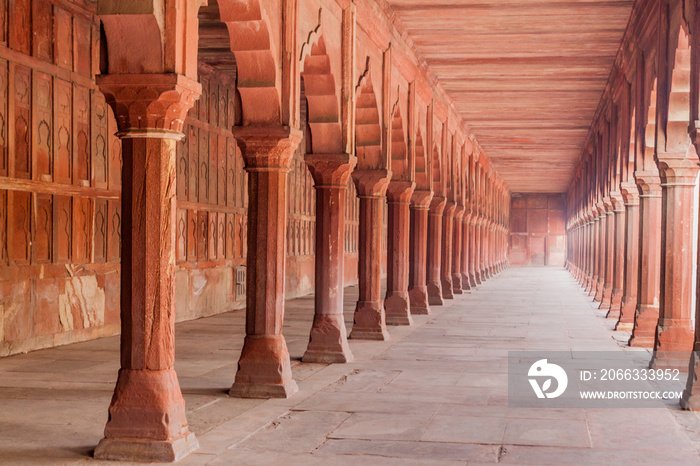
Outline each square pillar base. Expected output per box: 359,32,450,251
94,432,199,463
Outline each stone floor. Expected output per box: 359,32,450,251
2,267,700,465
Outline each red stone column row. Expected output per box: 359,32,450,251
565,5,700,410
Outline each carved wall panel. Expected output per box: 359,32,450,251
0,1,123,356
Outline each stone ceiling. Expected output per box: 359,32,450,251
384,0,635,193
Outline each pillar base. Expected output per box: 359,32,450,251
427,282,444,306
303,314,354,364
469,272,478,288
616,298,636,331
606,289,622,318
628,304,660,347
681,352,700,410
441,277,454,299
654,324,694,354
409,286,431,315
230,335,298,399
350,301,390,340
385,293,414,326
101,368,191,441
615,322,634,332
452,274,463,295
95,432,198,463
586,275,598,295
598,284,612,308
593,281,604,301
461,273,472,291
649,351,691,371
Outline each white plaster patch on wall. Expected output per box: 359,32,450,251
59,276,106,330
191,272,208,296
58,292,75,331
4,282,28,338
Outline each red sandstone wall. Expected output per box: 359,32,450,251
509,194,566,266
0,0,124,356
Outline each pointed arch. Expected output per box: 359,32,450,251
300,35,342,154
432,143,443,198
355,70,382,170
414,128,430,191
660,26,692,155
390,105,409,181
641,78,658,171
215,0,280,125
624,104,636,182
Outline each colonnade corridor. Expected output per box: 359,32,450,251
1,267,699,465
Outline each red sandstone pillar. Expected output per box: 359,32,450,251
594,203,607,300
489,224,496,276
586,212,599,296
94,74,201,462
606,194,626,318
468,216,478,287
474,218,483,285
350,170,391,340
302,154,355,363
629,174,662,347
582,217,593,288
461,213,472,290
385,181,415,325
441,203,456,299
427,196,446,305
599,200,614,308
452,207,464,294
617,183,640,331
409,190,433,314
650,156,699,369
230,126,302,398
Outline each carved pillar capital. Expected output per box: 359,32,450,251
387,180,416,203
656,151,700,186
233,126,303,170
411,189,433,209
635,170,662,197
304,153,357,187
351,169,391,197
595,202,606,218
620,182,640,206
609,191,625,212
97,73,201,136
601,197,613,213
429,195,447,214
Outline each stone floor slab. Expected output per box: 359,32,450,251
2,268,700,464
